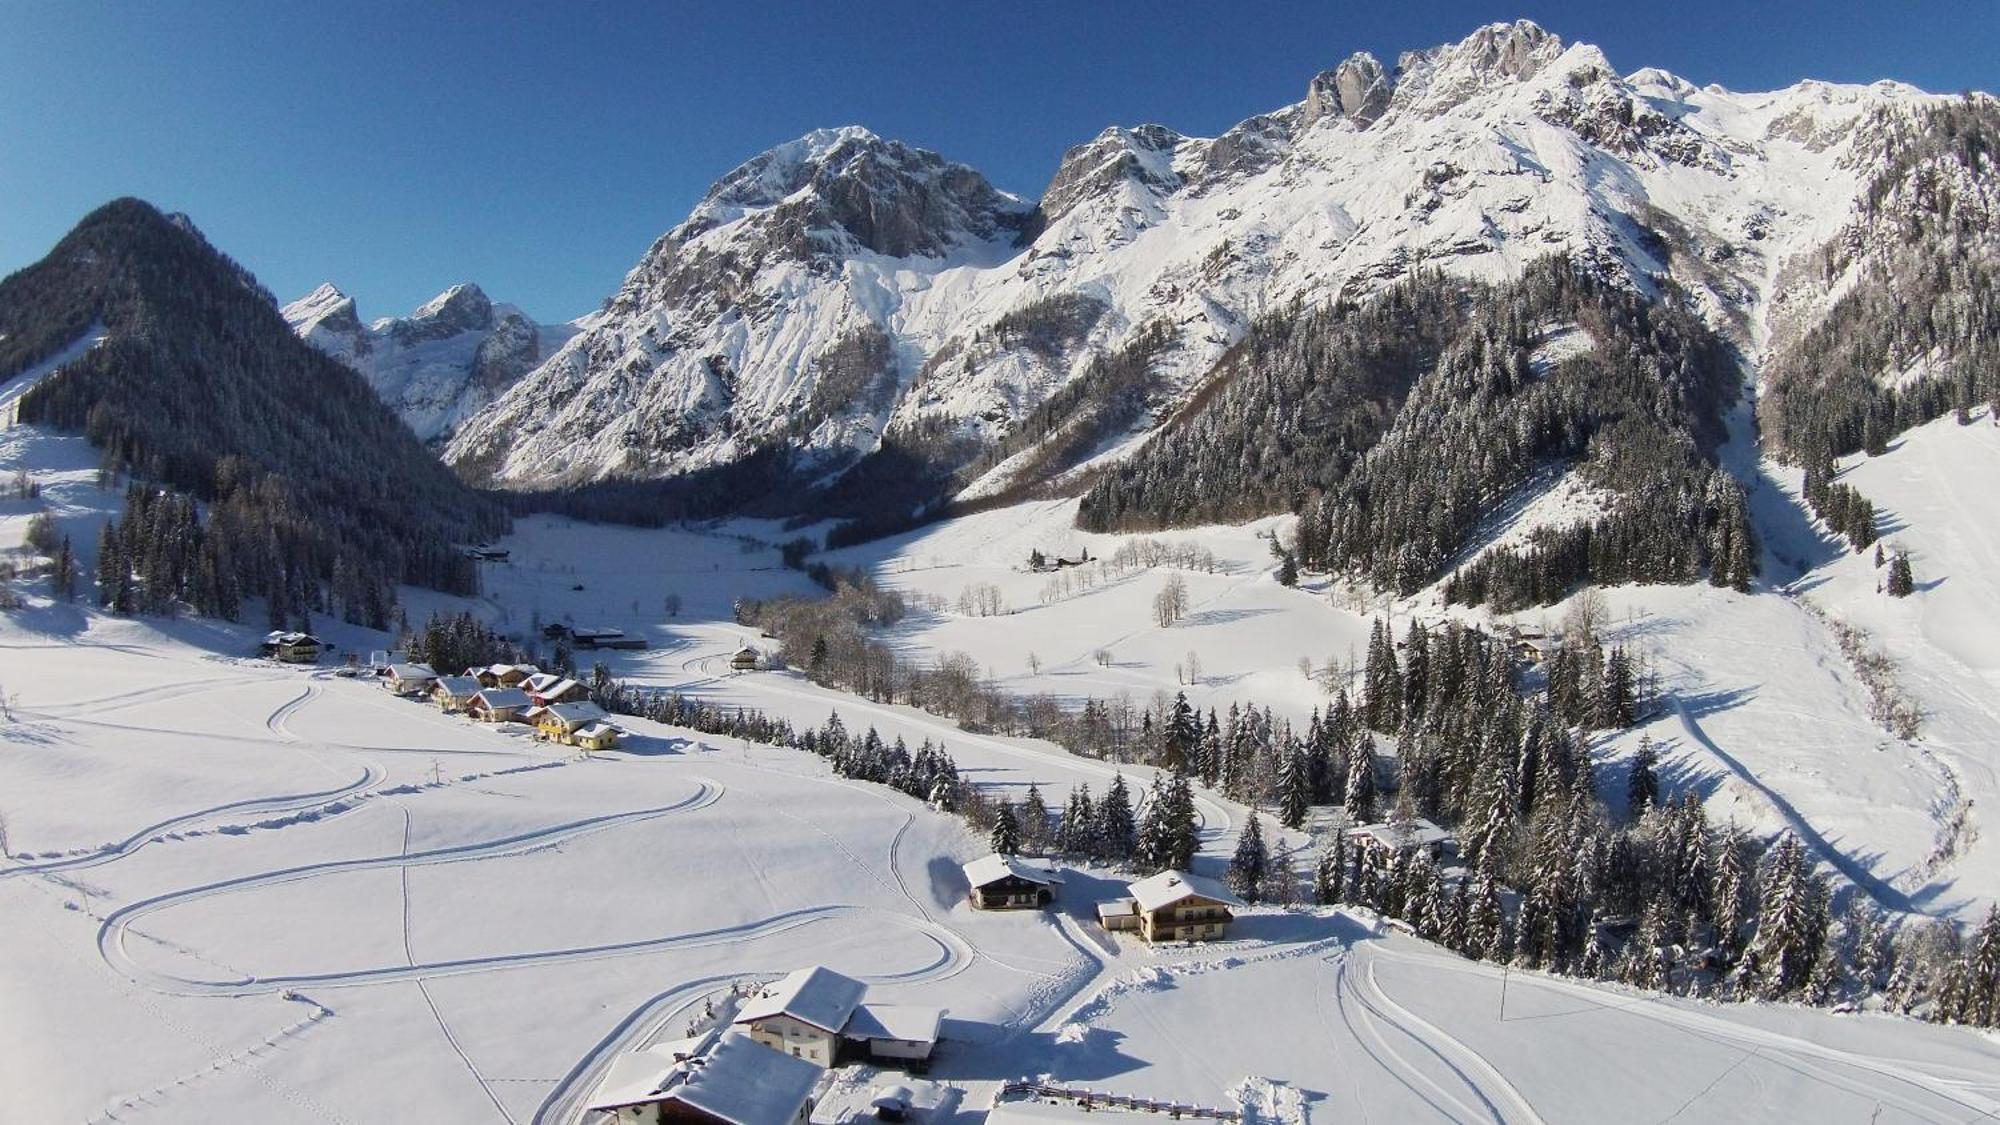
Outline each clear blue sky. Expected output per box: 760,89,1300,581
3,1,1993,322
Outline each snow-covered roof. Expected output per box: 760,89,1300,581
472,687,530,709
386,663,437,681
484,662,539,677
585,1029,821,1124
735,965,867,1034
537,677,583,697
1127,869,1244,912
576,723,618,740
544,701,607,726
1096,897,1137,919
433,675,481,696
522,672,562,692
266,630,319,645
846,1003,942,1045
1347,818,1452,851
963,854,1063,889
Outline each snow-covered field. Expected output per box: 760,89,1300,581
8,408,2000,1121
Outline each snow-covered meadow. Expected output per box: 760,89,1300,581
7,406,2000,1121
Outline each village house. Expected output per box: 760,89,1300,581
962,854,1062,910
570,626,649,651
1096,870,1243,943
585,1028,821,1125
534,701,615,747
466,687,531,723
430,675,483,712
475,663,539,689
1345,817,1453,863
367,648,406,674
262,631,322,664
525,674,590,706
734,966,943,1069
573,721,622,752
730,647,760,672
384,663,438,696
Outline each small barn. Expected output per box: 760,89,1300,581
466,687,530,723
963,854,1062,910
730,647,760,672
585,1029,820,1125
431,675,483,712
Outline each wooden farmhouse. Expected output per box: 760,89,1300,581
430,675,483,712
262,631,322,664
384,663,438,696
730,647,760,672
524,673,590,707
963,854,1062,910
585,1029,820,1125
573,721,621,752
734,966,942,1069
475,663,539,689
1097,870,1243,943
466,687,530,723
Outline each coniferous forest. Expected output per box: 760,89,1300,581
1,199,499,623
1080,257,1755,609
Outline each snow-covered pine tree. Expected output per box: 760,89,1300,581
990,800,1021,857
1230,812,1269,903
1626,737,1660,819
1020,783,1051,854
1098,774,1137,861
1344,739,1378,824
1278,744,1311,828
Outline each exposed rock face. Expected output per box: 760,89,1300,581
282,281,575,443
438,19,1967,507
1306,53,1391,128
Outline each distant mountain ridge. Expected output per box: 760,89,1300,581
430,18,1991,528
282,280,577,444
1,198,502,619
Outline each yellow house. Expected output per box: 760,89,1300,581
1097,870,1242,943
573,722,621,752
534,702,611,746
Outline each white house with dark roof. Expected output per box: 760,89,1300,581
585,1028,821,1125
734,966,943,1069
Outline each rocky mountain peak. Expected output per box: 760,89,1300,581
282,282,362,335
1042,124,1190,224
675,126,1036,259
1305,52,1392,128
400,282,495,341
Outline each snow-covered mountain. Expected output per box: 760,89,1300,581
283,281,577,443
442,20,1965,499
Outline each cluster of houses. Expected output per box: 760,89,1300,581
587,966,944,1124
375,656,624,751
959,854,1248,946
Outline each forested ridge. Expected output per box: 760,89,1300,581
4,198,500,623
1081,257,1752,608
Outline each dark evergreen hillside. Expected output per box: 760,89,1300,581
3,198,503,621
1081,258,1752,608
1762,100,2000,463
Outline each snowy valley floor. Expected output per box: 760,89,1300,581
7,414,2000,1120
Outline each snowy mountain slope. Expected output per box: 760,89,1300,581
445,20,1953,508
283,281,578,443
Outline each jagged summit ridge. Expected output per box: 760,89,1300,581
440,19,1960,503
